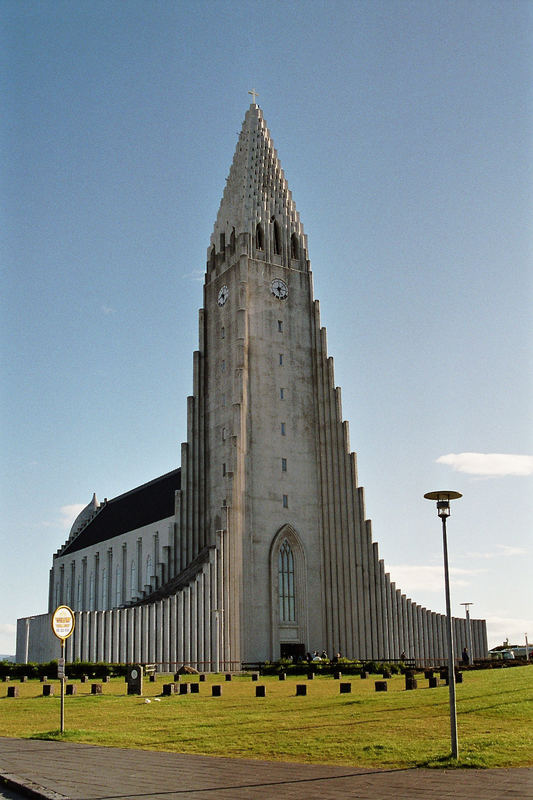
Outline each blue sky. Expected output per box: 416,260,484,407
1,0,531,654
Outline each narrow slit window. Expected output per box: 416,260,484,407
221,326,225,339
280,388,285,400
278,320,283,332
279,354,283,366
222,463,226,476
282,494,288,508
281,458,287,472
281,422,286,436
221,359,226,372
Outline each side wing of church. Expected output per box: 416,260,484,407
17,103,488,666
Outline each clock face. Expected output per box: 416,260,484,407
217,285,229,306
130,668,138,680
271,278,288,300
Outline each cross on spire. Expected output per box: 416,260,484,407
248,88,259,104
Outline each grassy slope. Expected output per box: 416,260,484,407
0,667,531,768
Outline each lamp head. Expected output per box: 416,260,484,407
424,490,462,517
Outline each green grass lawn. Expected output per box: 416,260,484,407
1,667,531,769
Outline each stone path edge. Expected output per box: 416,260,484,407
1,771,70,800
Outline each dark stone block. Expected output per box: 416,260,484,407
179,683,190,695
456,671,463,684
339,682,352,693
375,680,388,692
102,676,110,683
199,674,206,682
405,677,418,690
173,673,181,681
334,671,342,680
251,673,259,681
20,676,27,683
91,683,103,694
162,683,175,696
66,684,77,695
296,684,307,696
42,684,53,696
278,673,286,681
190,682,200,693
382,670,392,679
7,686,18,697
225,674,232,681
149,675,156,682
424,669,434,679
212,685,222,696
307,672,314,680
439,668,448,680
429,676,440,688
40,676,47,682
360,671,369,679
255,685,266,697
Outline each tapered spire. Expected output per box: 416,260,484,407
209,104,307,269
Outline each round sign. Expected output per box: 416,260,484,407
51,605,75,640
130,668,138,680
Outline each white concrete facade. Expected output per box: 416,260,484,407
17,103,488,666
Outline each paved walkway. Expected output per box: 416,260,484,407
0,737,531,800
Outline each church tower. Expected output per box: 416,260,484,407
180,101,381,662
18,101,488,666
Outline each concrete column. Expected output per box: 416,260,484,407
169,594,177,671
96,611,104,662
149,603,156,663
162,598,170,672
177,590,184,665
190,582,197,669
184,586,191,666
197,573,204,672
155,602,163,667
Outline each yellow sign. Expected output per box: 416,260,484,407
51,605,75,640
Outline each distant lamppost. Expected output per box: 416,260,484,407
460,602,473,663
424,490,462,760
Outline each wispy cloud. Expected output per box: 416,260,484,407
0,623,16,654
436,452,533,477
101,305,116,315
485,615,533,648
184,270,205,282
385,564,487,594
465,544,527,560
59,503,86,529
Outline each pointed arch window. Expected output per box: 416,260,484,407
273,220,281,255
290,233,299,259
101,568,107,609
115,564,122,607
146,554,153,587
278,540,295,622
130,560,137,599
89,573,95,611
255,223,264,250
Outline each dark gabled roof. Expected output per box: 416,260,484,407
58,469,181,557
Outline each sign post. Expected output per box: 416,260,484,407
51,605,75,733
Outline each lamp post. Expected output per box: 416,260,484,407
424,490,462,760
460,602,473,664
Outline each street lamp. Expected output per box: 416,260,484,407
424,490,462,760
460,602,473,664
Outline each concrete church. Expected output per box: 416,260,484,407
17,102,488,667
